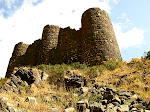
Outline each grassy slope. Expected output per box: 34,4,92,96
0,58,150,111
37,58,150,100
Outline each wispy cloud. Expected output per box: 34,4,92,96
113,13,144,50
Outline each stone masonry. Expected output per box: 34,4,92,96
81,8,121,65
6,8,121,78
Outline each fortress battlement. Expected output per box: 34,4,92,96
6,8,121,77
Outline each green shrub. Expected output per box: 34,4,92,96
0,78,8,87
86,65,106,78
145,51,150,59
37,64,69,84
98,65,106,73
70,62,88,69
87,66,99,78
20,86,30,91
88,93,102,103
103,60,123,71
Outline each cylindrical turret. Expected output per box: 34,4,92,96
40,25,60,64
6,42,29,77
12,42,29,57
81,8,121,65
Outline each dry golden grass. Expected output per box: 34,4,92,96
1,59,150,111
97,59,150,100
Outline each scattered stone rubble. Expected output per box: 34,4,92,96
0,67,48,93
75,83,150,112
64,70,87,90
0,68,150,111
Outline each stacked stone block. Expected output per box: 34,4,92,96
40,25,60,64
81,8,121,65
57,27,81,64
24,39,42,66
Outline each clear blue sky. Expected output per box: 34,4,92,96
0,0,150,77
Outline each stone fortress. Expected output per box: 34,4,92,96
6,8,121,78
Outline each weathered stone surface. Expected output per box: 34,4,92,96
64,107,75,112
81,8,121,65
77,100,89,112
6,7,121,78
0,97,16,112
0,67,48,93
120,105,129,112
25,97,37,105
50,107,61,112
75,83,150,112
65,70,86,90
89,102,105,112
0,97,8,109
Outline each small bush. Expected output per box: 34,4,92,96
70,62,88,69
0,78,8,87
20,86,30,91
103,60,122,71
89,93,102,103
87,66,99,78
37,64,69,84
145,51,150,59
86,65,106,78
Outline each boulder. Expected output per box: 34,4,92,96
0,97,16,112
64,107,75,112
0,97,8,109
7,106,15,112
80,87,89,95
41,72,48,81
0,67,49,94
50,107,61,112
25,97,37,105
76,100,89,112
65,70,87,90
89,102,105,112
14,68,36,85
120,105,129,112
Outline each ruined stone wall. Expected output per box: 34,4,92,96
6,7,121,78
24,39,42,66
81,8,121,65
57,27,81,64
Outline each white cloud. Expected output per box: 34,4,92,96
103,0,119,4
5,0,17,8
113,13,144,50
113,23,144,50
0,9,4,16
112,0,119,4
0,0,113,77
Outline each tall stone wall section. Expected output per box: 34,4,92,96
6,8,121,78
81,8,121,65
57,27,81,64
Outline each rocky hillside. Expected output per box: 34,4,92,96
0,59,150,112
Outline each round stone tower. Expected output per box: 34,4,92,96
12,42,29,57
40,25,60,64
81,8,121,65
6,42,29,77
